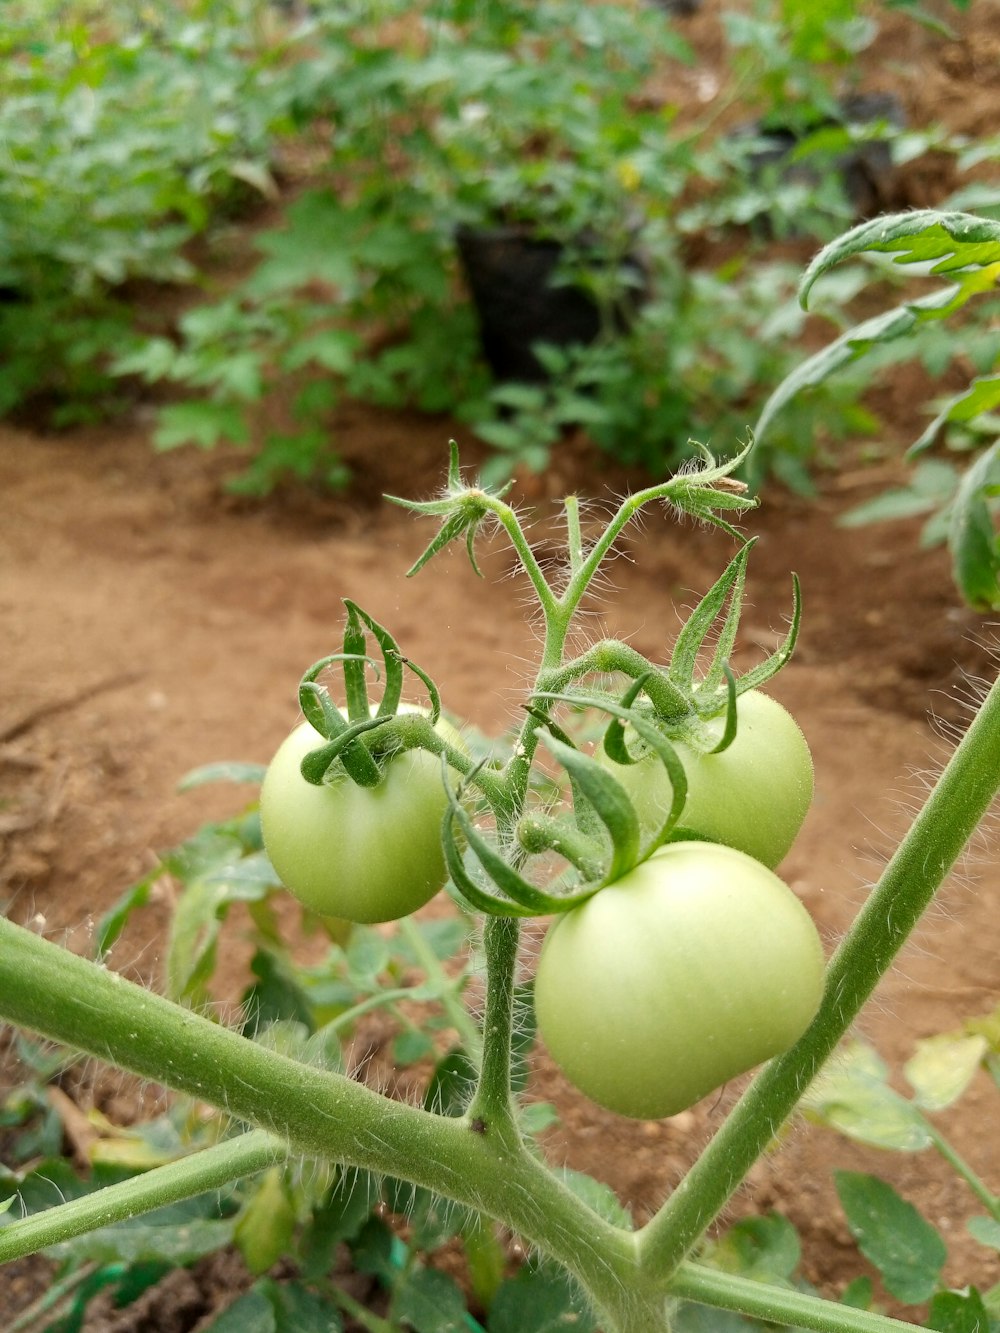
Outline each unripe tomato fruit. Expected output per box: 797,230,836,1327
259,710,462,924
533,841,825,1119
601,689,813,868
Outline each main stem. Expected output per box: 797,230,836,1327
0,915,640,1325
639,666,1000,1275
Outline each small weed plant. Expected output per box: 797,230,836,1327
2,424,1000,1331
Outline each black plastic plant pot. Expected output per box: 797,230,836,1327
455,224,646,383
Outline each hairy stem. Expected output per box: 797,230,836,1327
668,1263,925,1333
639,666,1000,1274
927,1125,1000,1219
0,915,638,1321
0,1130,287,1263
467,915,521,1125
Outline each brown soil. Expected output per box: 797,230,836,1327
3,2,1000,1329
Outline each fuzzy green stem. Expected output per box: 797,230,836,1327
467,915,521,1126
0,915,639,1323
668,1263,925,1333
483,496,560,621
0,1130,287,1263
639,666,1000,1275
927,1125,1000,1219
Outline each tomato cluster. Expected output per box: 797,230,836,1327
260,677,823,1122
537,689,824,1119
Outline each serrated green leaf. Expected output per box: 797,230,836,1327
949,440,1000,610
178,761,268,790
154,400,251,450
835,1171,946,1303
489,1263,600,1333
926,1287,992,1333
201,1285,276,1333
52,1215,235,1268
707,1214,801,1283
260,1278,343,1333
393,1265,471,1333
904,1032,989,1110
557,1168,632,1230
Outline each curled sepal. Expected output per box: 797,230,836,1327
718,572,802,700
442,766,597,917
296,657,382,789
341,601,404,719
706,663,738,755
297,654,377,737
669,540,754,692
299,714,389,790
601,673,655,766
538,691,689,858
536,730,640,887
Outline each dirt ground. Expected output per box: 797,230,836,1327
3,1,1000,1328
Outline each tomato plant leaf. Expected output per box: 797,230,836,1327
488,1263,601,1333
903,1032,989,1111
178,762,268,790
235,1168,296,1276
948,439,1000,610
925,1286,992,1333
800,1041,933,1151
834,1171,946,1303
966,1214,1000,1251
393,1265,475,1333
706,1214,802,1283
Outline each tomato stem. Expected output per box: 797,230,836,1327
667,1262,926,1333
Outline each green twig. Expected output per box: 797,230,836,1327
668,1262,926,1333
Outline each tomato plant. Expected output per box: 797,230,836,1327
260,710,463,924
4,433,999,1333
601,690,813,868
534,841,826,1120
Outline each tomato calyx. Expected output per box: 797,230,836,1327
293,601,451,791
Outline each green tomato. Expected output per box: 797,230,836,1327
259,709,462,924
601,689,813,869
534,841,825,1119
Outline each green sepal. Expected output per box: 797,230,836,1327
442,764,598,918
669,541,754,692
536,729,640,887
341,603,372,724
523,706,604,842
342,601,405,718
713,572,802,700
398,656,442,726
299,713,413,787
601,673,655,766
706,663,738,755
297,654,375,738
538,691,689,858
